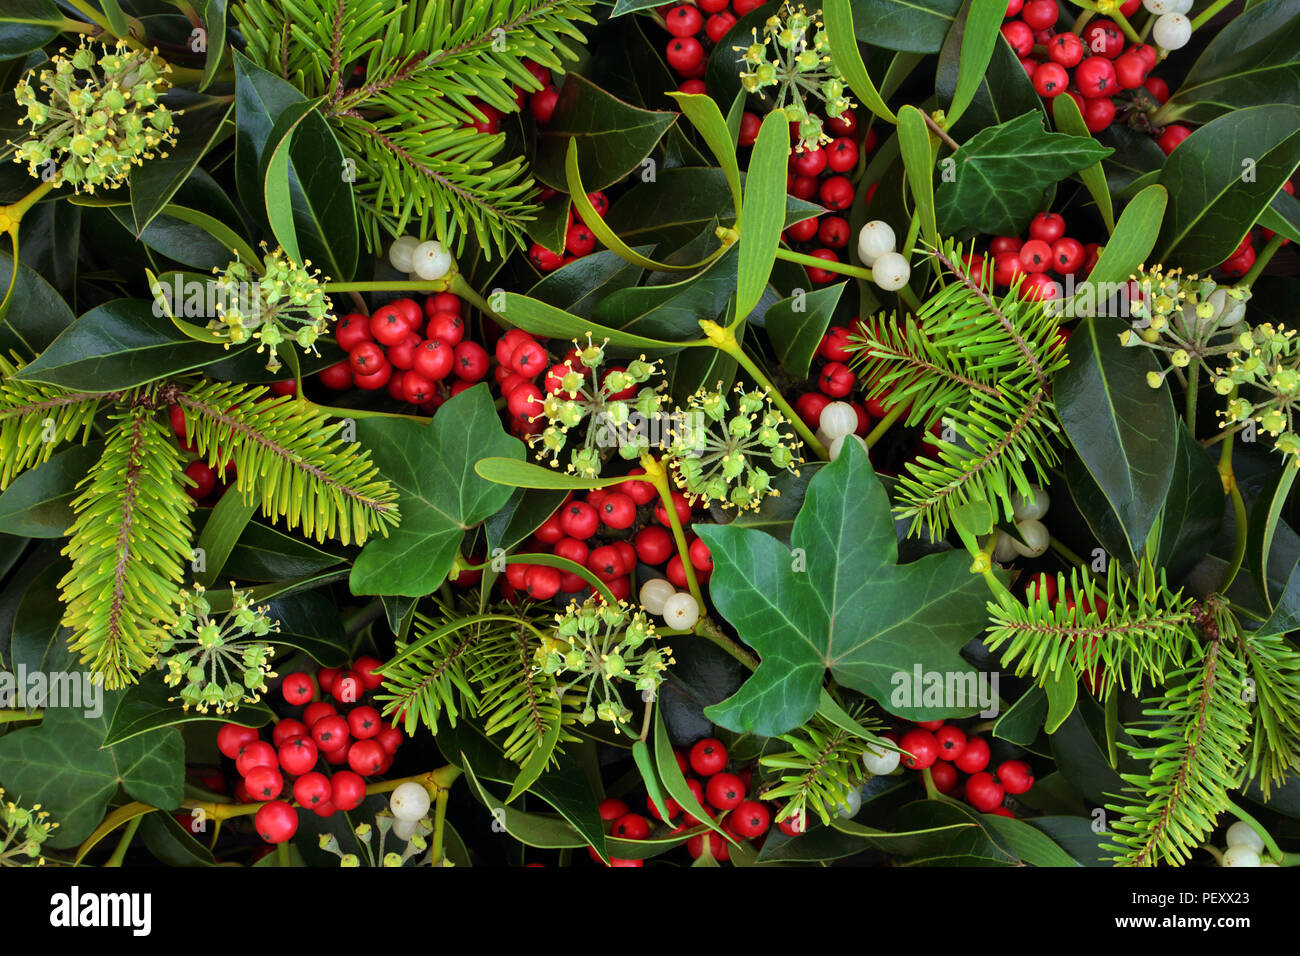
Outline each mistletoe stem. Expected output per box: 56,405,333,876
450,273,509,329
700,320,828,459
1190,0,1235,30
304,400,430,423
1050,535,1086,569
1224,802,1286,864
430,786,450,865
639,453,703,608
325,279,452,294
105,816,142,867
773,248,924,312
922,111,959,152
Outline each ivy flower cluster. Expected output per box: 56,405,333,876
669,383,803,511
735,3,854,151
531,335,666,477
9,39,177,193
156,585,280,714
205,246,332,371
1117,265,1250,389
538,597,673,729
1213,322,1300,463
319,815,434,868
0,788,57,866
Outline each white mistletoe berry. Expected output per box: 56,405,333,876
862,743,901,776
1152,13,1192,50
639,578,676,616
834,785,862,819
388,236,420,273
819,401,858,441
411,239,452,280
993,531,1019,563
1222,845,1261,867
856,220,896,266
1010,485,1050,521
389,781,431,821
828,433,868,462
392,817,419,841
872,251,911,292
1142,0,1173,13
662,591,700,630
1225,821,1266,853
1011,518,1049,558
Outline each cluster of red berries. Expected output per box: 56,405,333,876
1003,2,1167,136
967,210,1103,302
658,0,765,87
475,481,710,603
213,657,403,844
1217,181,1294,277
319,292,489,408
591,737,779,865
894,721,1034,814
525,190,609,273
774,109,878,285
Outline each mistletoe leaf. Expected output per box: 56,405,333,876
935,112,1111,235
535,74,677,192
0,692,184,848
350,384,523,597
695,439,993,736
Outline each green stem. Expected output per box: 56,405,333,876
1224,802,1285,864
1184,359,1200,434
325,279,451,294
305,400,430,423
693,616,759,670
276,841,290,867
450,273,510,329
641,454,704,608
1240,233,1286,289
105,816,142,867
701,321,828,460
774,248,923,312
1190,0,1234,30
1110,8,1142,44
0,710,39,724
1222,481,1248,594
1050,535,1086,569
430,787,450,865
863,400,907,448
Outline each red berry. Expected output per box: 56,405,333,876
599,798,630,822
704,11,736,42
665,4,703,36
738,111,761,147
565,223,596,257
805,248,839,284
1082,95,1116,133
790,146,827,177
1028,212,1066,243
560,501,599,540
587,544,623,579
818,361,855,398
1019,238,1052,273
1113,51,1148,90
425,310,464,347
598,491,637,530
1075,56,1117,98
318,360,353,390
1021,0,1057,30
996,758,1035,795
254,800,298,843
818,175,854,211
818,326,853,362
1082,19,1124,58
612,813,651,840
794,391,831,428
965,771,1005,812
244,765,284,800
706,772,746,810
953,735,991,774
1032,62,1069,97
369,305,411,346
312,715,350,753
1047,32,1084,68
934,725,967,761
235,740,278,777
1024,571,1058,604
665,37,704,73
331,671,363,705
183,461,216,500
525,564,562,600
530,87,559,125
826,137,858,173
1144,75,1170,103
293,771,331,807
730,800,770,838
1157,124,1192,155
348,739,387,776
689,737,728,776
654,490,692,527
688,536,713,572
331,770,367,811
347,706,382,740
930,760,959,794
1001,20,1034,57
217,723,259,760
785,215,819,243
1051,237,1086,275
826,108,858,137
272,718,308,748
302,700,336,727
687,831,730,861
352,656,385,691
335,313,372,352
621,472,658,505
635,525,674,565
899,729,940,770
817,216,850,248
376,724,403,755
279,736,318,776
348,340,385,375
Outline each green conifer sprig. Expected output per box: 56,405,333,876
1234,627,1300,796
173,381,399,546
0,355,102,488
846,240,1067,537
231,0,596,257
60,401,195,688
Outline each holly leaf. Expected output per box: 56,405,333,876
935,111,1111,235
694,439,993,737
0,691,184,848
349,384,523,596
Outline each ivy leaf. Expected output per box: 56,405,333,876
0,692,184,848
534,74,677,193
935,112,1112,235
694,439,993,736
350,384,523,597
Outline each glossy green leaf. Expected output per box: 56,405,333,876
850,0,962,53
351,384,523,597
898,105,938,243
527,247,647,319
0,442,100,538
130,102,234,237
261,589,350,666
1156,104,1300,272
653,707,734,843
765,282,847,379
993,685,1047,746
461,754,587,849
193,492,259,587
535,74,676,192
1051,93,1114,233
103,674,274,746
667,91,743,213
1044,664,1078,734
1076,183,1166,290
1250,467,1299,610
1056,316,1178,563
0,0,61,60
14,299,239,391
936,112,1111,235
938,24,1043,140
160,203,261,266
735,110,790,319
223,520,343,581
485,487,567,554
0,691,184,848
197,0,228,91
476,456,648,492
947,0,1006,127
1155,422,1226,583
499,291,685,350
99,0,129,35
0,251,78,358
695,439,993,736
1157,0,1300,125
138,812,217,867
592,244,741,340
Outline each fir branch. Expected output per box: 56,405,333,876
172,381,399,546
984,563,1198,696
1104,619,1251,867
374,610,489,734
0,355,106,489
472,626,576,765
59,401,194,689
759,707,886,827
1235,627,1300,797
